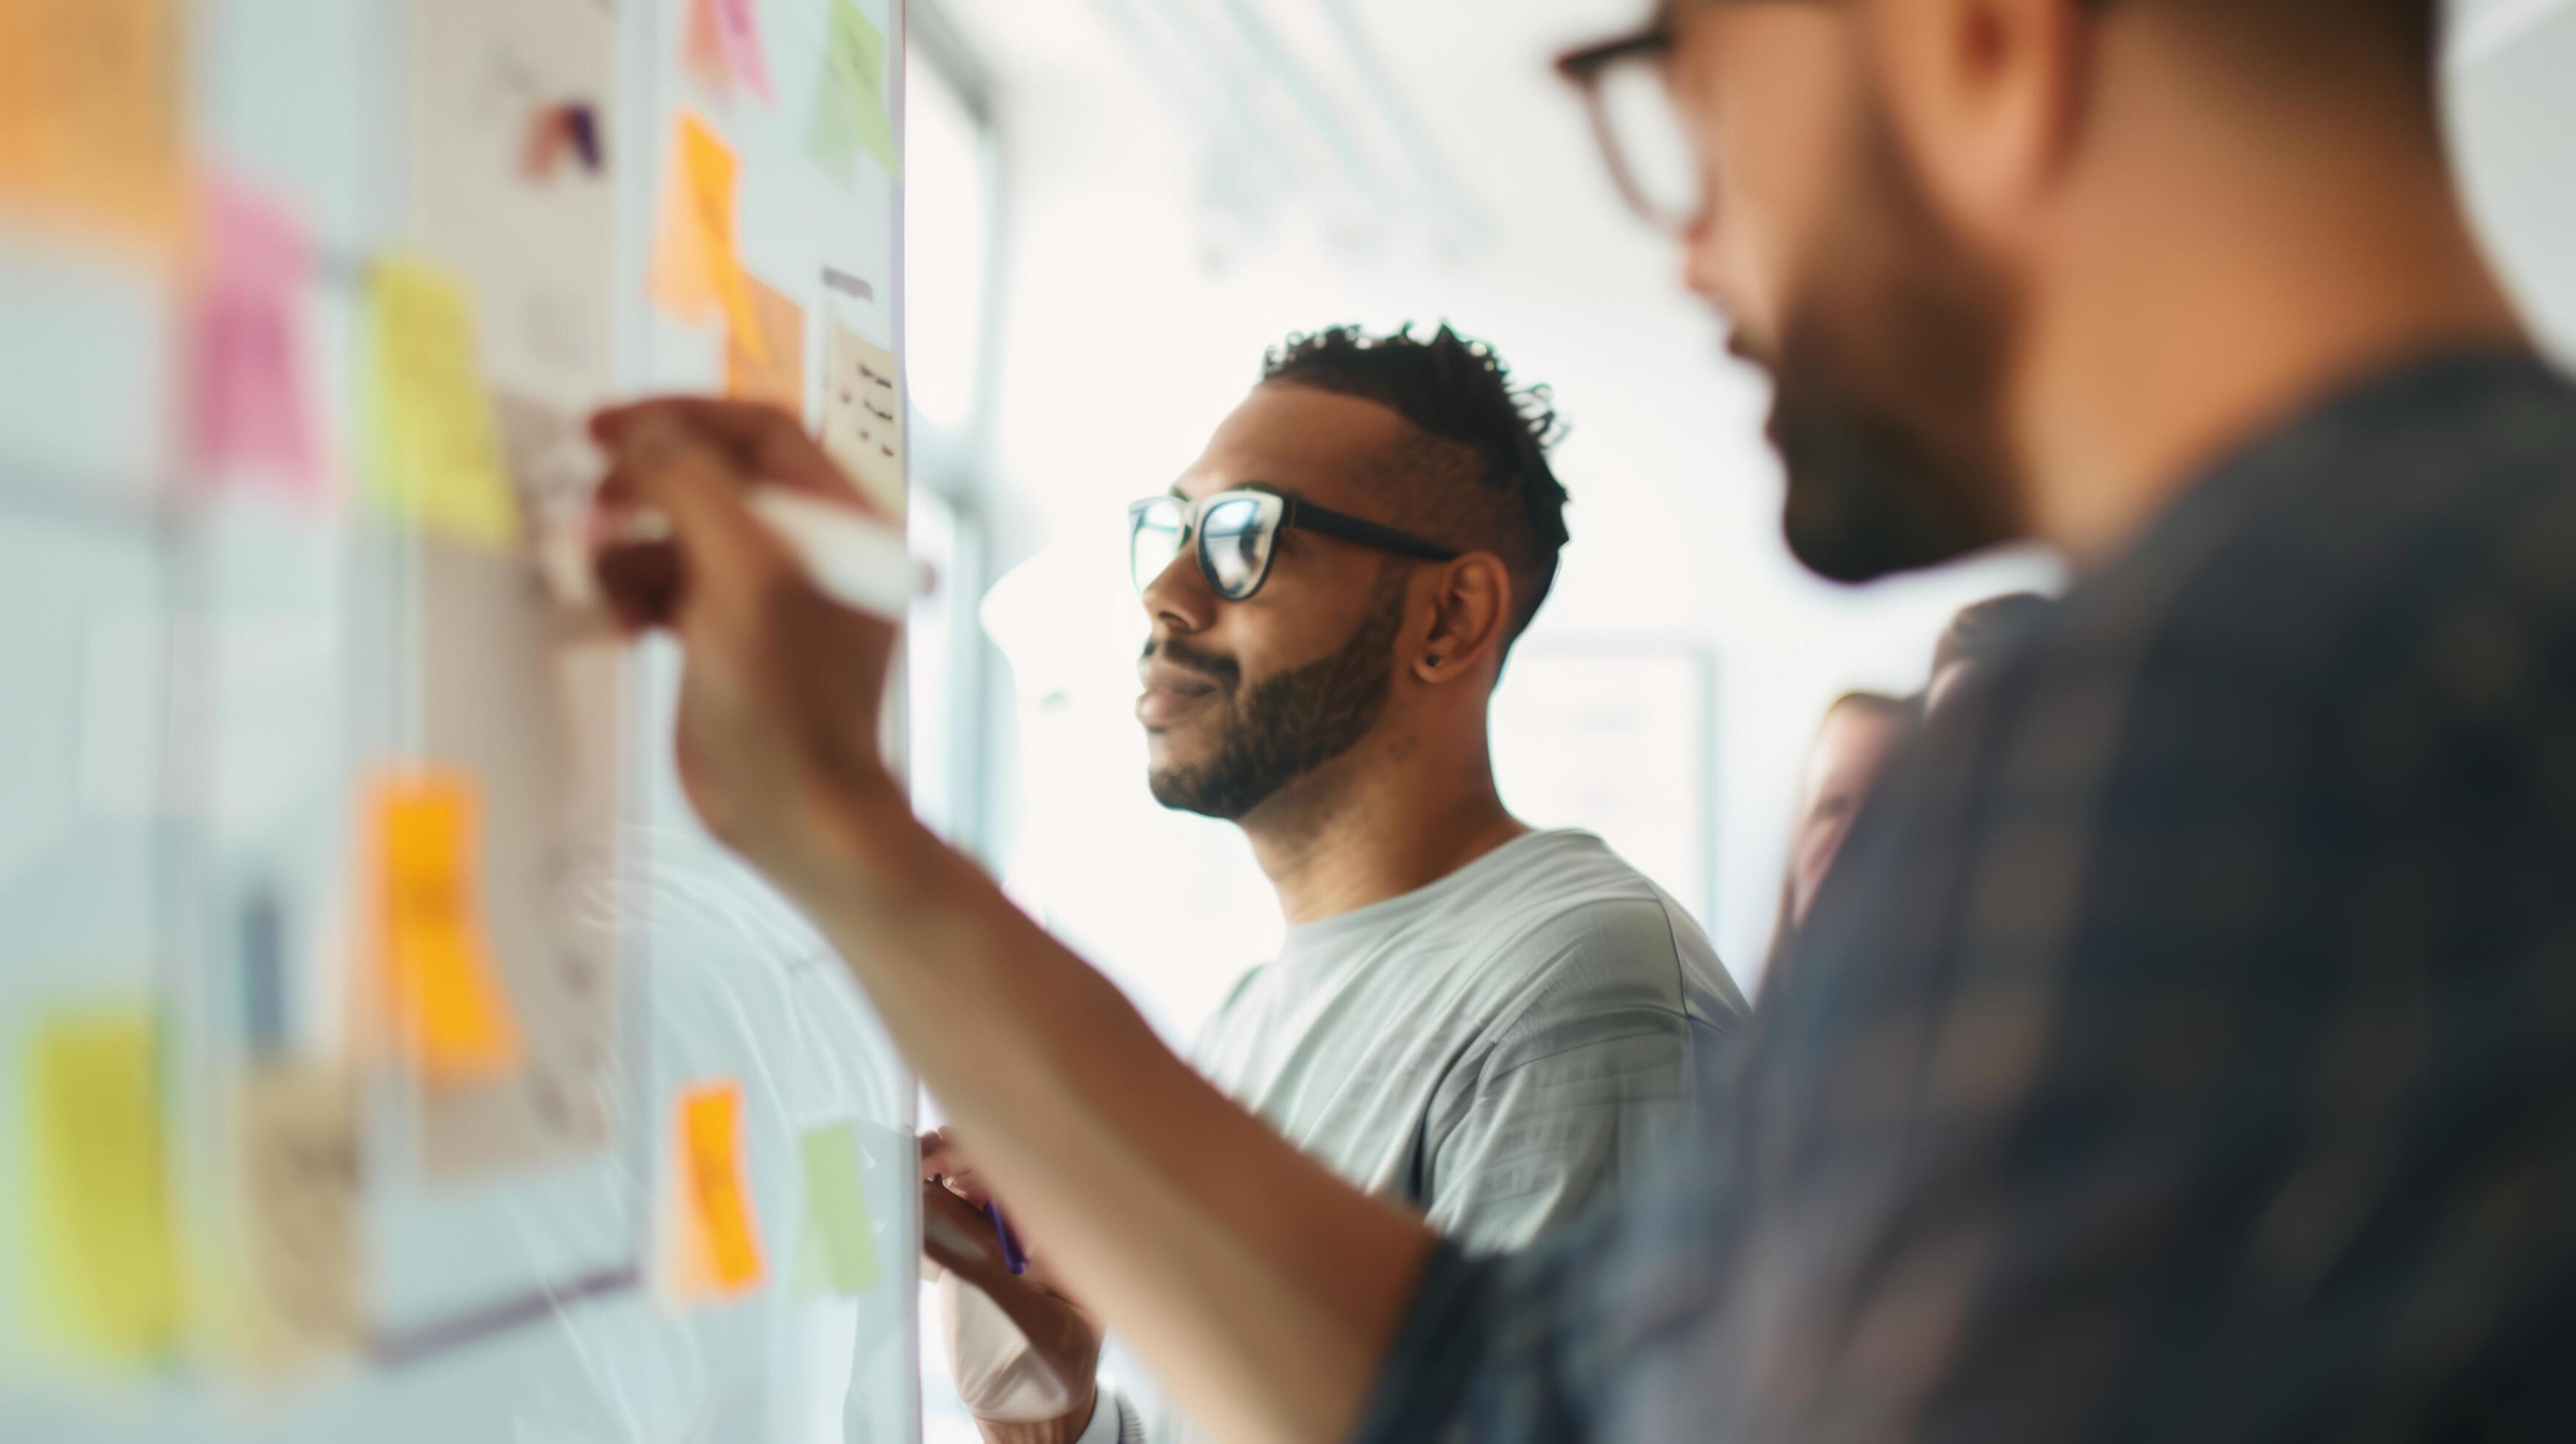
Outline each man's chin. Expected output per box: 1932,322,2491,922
1771,406,2007,584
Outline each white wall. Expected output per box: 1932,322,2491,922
941,0,2575,1031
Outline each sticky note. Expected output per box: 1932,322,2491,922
794,1121,880,1297
187,178,323,494
650,113,768,365
820,321,905,518
233,1061,360,1373
805,0,899,183
0,0,184,246
373,771,523,1084
712,0,774,102
726,275,807,413
675,1082,765,1297
682,0,734,102
365,258,522,549
24,1008,180,1360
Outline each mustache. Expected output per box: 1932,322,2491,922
1143,636,1241,694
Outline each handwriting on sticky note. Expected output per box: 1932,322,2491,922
235,1061,360,1372
805,0,899,183
726,275,806,413
27,1009,180,1360
367,258,522,548
796,1121,879,1297
375,771,523,1083
189,178,323,494
650,113,768,364
0,0,184,245
680,1082,765,1295
821,321,904,517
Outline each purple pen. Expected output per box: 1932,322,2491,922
983,1201,1027,1275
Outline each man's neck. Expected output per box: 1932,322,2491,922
1238,739,1529,930
2010,80,2529,567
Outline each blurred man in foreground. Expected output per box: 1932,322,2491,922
592,0,2575,1437
1923,589,2054,716
919,325,1741,1444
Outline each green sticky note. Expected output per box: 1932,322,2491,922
796,1121,880,1297
24,1008,180,1360
806,0,899,183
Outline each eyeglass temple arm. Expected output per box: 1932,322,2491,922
1282,497,1461,563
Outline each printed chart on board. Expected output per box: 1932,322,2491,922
0,1,920,1440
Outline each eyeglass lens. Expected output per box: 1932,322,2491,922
1198,497,1274,598
1592,52,1702,229
1131,500,1186,594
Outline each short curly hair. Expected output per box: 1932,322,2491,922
1259,323,1571,648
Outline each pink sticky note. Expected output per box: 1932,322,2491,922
712,0,774,102
187,179,323,496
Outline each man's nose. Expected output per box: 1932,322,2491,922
1140,547,1214,636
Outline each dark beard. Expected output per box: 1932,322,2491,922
1769,352,2007,583
1763,83,2021,584
1148,567,1408,820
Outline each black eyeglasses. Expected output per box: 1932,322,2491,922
1556,22,1701,234
1128,489,1461,602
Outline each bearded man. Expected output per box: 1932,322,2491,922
595,0,2576,1435
922,323,1747,1444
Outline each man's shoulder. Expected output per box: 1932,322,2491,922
1433,836,1744,1039
2015,354,2576,784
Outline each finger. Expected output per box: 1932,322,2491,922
593,412,786,628
592,398,868,510
919,1180,1007,1277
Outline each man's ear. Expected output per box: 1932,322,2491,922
1865,0,2091,248
1413,553,1513,685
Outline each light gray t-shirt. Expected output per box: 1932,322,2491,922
1079,829,1747,1444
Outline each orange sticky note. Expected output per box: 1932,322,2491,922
649,113,768,365
0,0,184,248
373,771,522,1084
675,1082,765,1297
725,275,805,412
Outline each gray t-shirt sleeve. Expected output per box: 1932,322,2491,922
1422,897,1712,1252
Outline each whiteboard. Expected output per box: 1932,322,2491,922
0,0,919,1440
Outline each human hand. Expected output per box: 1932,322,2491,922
587,399,902,889
922,1163,1105,1436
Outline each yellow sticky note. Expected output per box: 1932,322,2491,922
726,274,806,413
675,1082,765,1297
373,771,522,1084
366,258,522,549
24,1009,180,1360
804,0,898,182
650,113,768,365
0,0,184,247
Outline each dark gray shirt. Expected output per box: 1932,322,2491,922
1355,351,2576,1442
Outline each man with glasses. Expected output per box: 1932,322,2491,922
920,324,1743,1444
593,0,2576,1437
